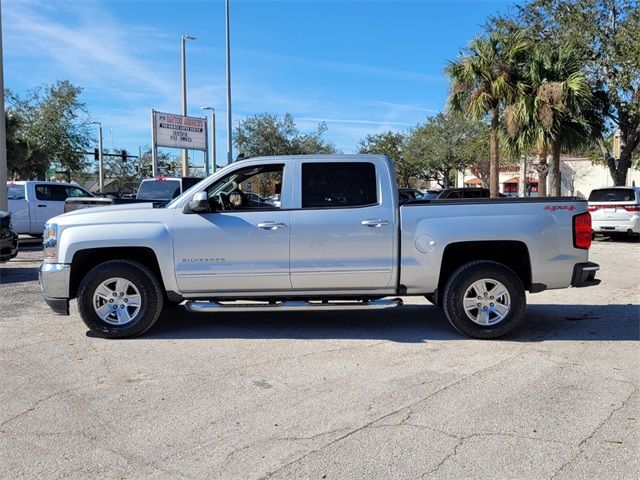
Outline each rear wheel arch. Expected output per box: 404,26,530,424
435,240,532,304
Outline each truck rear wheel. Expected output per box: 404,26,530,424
442,261,526,339
77,260,164,338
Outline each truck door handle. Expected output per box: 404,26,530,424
257,222,286,230
361,219,390,227
37,204,47,208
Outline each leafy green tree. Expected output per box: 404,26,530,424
234,113,336,157
405,113,490,188
5,112,28,180
445,30,530,197
6,81,92,180
502,47,595,196
493,0,640,185
357,131,418,187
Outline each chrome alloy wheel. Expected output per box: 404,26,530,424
93,277,142,325
462,278,511,326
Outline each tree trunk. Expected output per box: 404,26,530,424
537,145,548,197
615,130,639,186
489,107,500,198
551,141,561,196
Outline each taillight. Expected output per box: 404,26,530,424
573,212,592,249
587,206,597,212
623,205,640,212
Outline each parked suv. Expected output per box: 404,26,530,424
588,186,640,238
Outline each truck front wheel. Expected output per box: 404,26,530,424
77,260,164,338
442,261,526,339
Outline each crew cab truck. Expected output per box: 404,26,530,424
8,181,93,235
39,155,600,339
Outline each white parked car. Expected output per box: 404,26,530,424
588,186,640,238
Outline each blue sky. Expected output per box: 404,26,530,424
4,0,513,168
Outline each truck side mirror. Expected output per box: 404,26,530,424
185,191,210,214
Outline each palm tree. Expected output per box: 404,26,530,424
502,47,594,196
446,30,529,197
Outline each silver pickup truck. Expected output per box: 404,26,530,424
39,155,600,339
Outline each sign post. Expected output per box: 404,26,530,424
150,110,158,177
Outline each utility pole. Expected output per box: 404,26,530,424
181,34,196,176
0,0,7,211
225,0,233,164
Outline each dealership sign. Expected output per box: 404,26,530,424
153,111,207,151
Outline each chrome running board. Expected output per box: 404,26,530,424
185,298,403,313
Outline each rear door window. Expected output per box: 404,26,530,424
301,162,377,208
35,185,71,201
588,188,635,202
7,184,25,200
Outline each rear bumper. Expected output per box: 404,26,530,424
571,262,601,288
39,263,71,315
592,217,640,234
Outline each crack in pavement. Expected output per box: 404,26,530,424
80,427,195,480
0,384,93,429
259,345,530,479
548,386,637,480
421,432,577,478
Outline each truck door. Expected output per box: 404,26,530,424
173,163,292,293
289,160,396,290
33,184,90,234
7,184,30,234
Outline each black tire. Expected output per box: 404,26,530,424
442,260,526,339
77,260,164,338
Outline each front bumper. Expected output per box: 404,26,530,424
571,262,601,288
0,231,18,262
39,263,71,315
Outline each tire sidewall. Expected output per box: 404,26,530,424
443,261,526,339
77,260,163,338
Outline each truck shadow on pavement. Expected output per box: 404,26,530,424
143,303,639,342
0,267,39,284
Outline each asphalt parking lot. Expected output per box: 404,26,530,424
1,237,638,480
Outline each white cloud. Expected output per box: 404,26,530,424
4,0,175,97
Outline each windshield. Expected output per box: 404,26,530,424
137,180,181,201
588,188,635,202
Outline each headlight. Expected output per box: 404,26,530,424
43,223,58,261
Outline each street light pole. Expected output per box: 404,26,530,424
90,122,104,193
201,107,216,175
225,0,232,164
0,0,7,211
181,34,196,176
